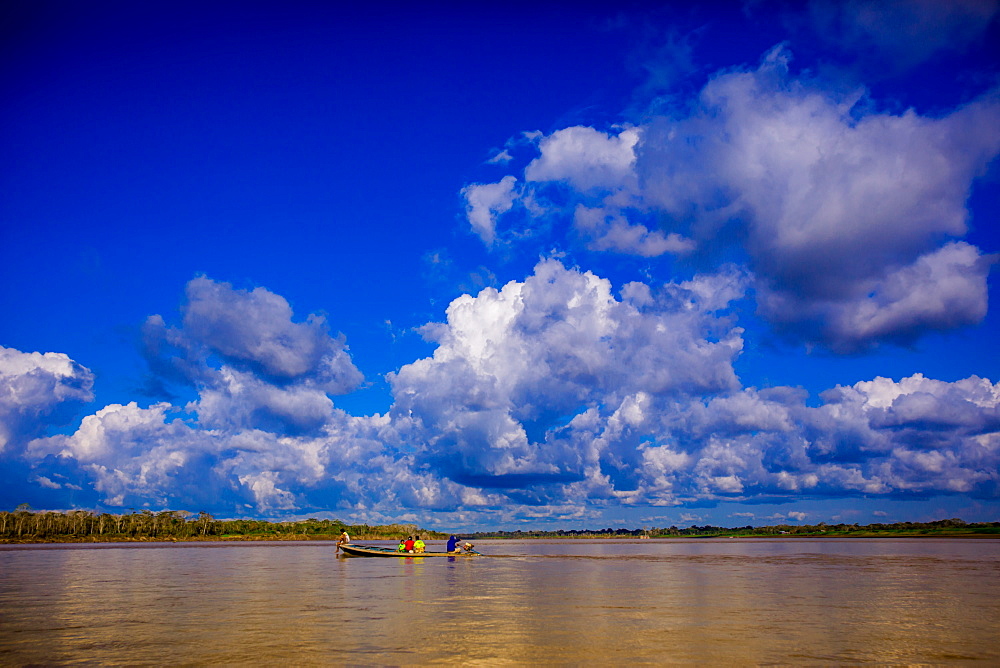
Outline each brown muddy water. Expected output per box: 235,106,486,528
1,538,998,665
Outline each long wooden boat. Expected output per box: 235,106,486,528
339,544,480,558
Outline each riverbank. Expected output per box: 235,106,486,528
468,520,1000,540
0,510,446,544
0,533,352,544
4,528,999,544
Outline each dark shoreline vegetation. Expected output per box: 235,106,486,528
466,518,1000,539
0,507,445,544
1,508,998,543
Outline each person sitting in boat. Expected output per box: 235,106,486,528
336,529,350,553
413,536,426,553
463,542,475,552
397,538,407,552
447,535,459,552
403,536,415,552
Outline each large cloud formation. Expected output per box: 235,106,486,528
466,46,1000,352
388,259,745,492
21,277,384,515
5,12,999,523
387,261,1000,509
0,346,94,454
7,263,998,522
142,277,363,434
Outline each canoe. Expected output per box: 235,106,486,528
339,544,480,558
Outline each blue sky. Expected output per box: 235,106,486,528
2,0,999,531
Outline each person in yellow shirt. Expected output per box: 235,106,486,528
413,536,426,553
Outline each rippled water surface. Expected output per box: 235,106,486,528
1,538,998,665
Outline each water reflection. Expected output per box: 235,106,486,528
1,539,997,664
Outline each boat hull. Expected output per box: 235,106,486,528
339,544,479,558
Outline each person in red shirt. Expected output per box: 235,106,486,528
403,536,415,552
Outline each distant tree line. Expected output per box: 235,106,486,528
466,518,1000,539
0,505,444,542
4,506,996,543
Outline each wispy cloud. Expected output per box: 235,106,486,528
803,0,999,72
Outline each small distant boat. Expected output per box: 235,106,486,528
339,544,481,558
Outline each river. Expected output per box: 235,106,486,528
1,538,997,665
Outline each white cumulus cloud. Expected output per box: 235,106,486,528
142,276,362,434
525,126,640,192
388,258,746,490
0,346,94,453
12,268,1000,521
177,276,362,389
472,45,1000,352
